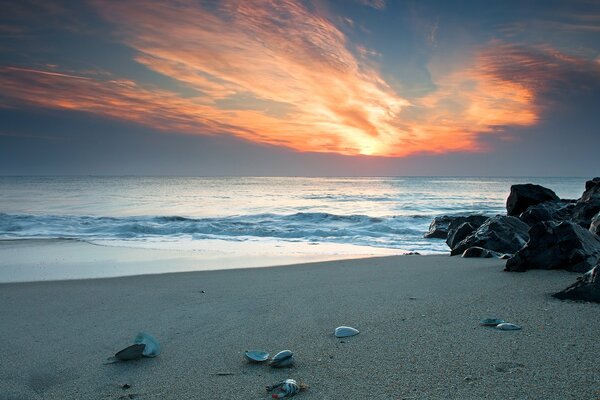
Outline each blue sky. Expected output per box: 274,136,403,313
1,0,599,176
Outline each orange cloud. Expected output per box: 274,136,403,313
1,1,565,157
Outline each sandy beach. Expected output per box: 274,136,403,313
1,243,599,399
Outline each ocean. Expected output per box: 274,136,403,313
0,176,587,260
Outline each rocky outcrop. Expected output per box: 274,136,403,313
461,246,500,258
505,221,600,273
553,266,600,303
590,212,600,236
506,184,559,217
518,200,575,226
450,215,530,256
572,178,600,229
424,215,488,239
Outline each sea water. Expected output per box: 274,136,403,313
0,176,586,258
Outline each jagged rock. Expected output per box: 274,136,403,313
506,184,559,217
461,246,500,258
553,266,600,303
447,222,477,249
572,178,600,229
424,215,488,239
590,212,600,236
505,221,600,273
518,200,574,226
450,215,530,256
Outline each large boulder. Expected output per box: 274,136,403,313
424,215,488,239
590,212,600,236
572,178,600,229
553,266,600,303
450,215,530,256
506,184,559,217
505,221,600,273
518,200,575,226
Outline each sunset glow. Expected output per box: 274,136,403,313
1,0,599,168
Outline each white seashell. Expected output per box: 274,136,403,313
266,379,300,398
335,326,360,338
244,350,269,362
496,323,522,331
270,350,294,368
134,332,161,357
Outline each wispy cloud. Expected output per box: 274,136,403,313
4,1,592,157
355,0,386,10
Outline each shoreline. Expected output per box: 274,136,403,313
0,238,406,283
1,251,599,399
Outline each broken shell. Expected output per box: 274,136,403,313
270,350,294,368
496,323,522,331
134,332,161,357
480,318,505,326
244,350,269,362
334,326,360,338
115,343,146,361
266,379,300,398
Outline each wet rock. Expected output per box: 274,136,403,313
518,200,574,226
589,211,600,236
553,265,600,303
461,246,500,258
506,184,559,217
446,222,477,250
450,216,529,256
506,221,600,272
572,177,600,229
424,215,488,239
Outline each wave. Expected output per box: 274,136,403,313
0,212,432,248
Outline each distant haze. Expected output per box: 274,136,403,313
1,0,599,176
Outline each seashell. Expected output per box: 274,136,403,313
496,323,522,331
244,350,269,363
134,332,161,357
270,350,294,368
115,343,146,361
480,318,505,327
334,326,360,338
266,379,300,398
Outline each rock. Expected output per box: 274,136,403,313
424,215,488,239
447,222,477,249
571,178,600,229
553,265,600,303
590,212,600,236
506,184,559,217
505,221,600,272
518,200,574,226
461,246,500,258
450,215,530,256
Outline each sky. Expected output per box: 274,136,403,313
1,0,599,176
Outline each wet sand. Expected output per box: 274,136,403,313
1,247,599,399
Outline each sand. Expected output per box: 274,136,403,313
1,244,599,399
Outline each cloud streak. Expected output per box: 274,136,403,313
3,0,591,157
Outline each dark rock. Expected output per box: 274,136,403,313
505,221,600,272
461,246,500,258
446,222,477,249
518,200,574,226
572,178,600,229
450,215,530,256
506,184,559,217
553,265,600,303
424,215,488,239
590,212,600,236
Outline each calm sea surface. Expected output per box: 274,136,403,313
0,177,587,258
